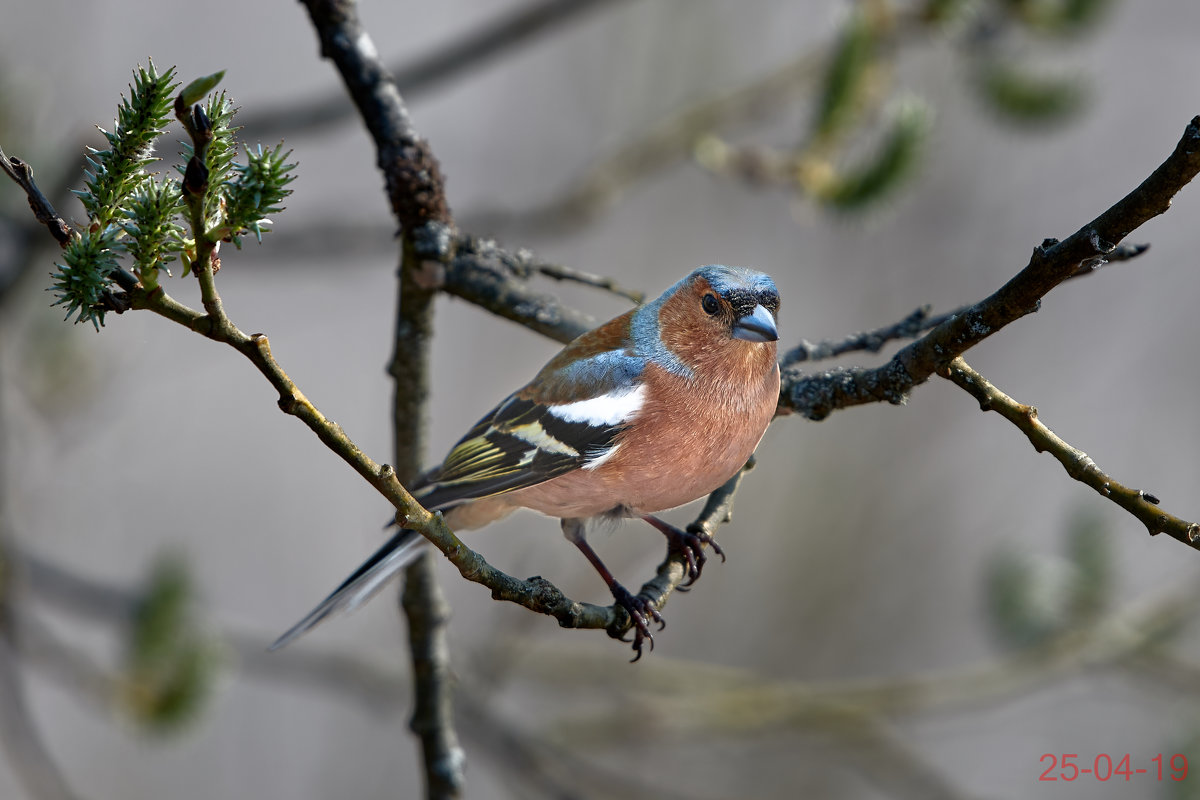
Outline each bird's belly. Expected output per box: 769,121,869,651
509,415,764,519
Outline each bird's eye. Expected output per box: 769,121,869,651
701,293,720,315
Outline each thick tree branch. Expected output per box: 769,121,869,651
780,115,1200,420
941,357,1200,549
300,2,450,235
298,2,463,796
442,236,597,343
775,245,1147,371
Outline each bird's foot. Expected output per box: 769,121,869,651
611,583,664,662
643,516,726,588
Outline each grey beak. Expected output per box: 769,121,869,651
732,304,778,342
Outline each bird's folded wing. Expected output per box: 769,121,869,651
414,390,633,510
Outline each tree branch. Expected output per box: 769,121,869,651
941,356,1200,549
528,260,645,305
10,102,1200,656
0,142,672,664
298,1,463,795
117,278,740,650
781,304,956,366
442,235,597,343
779,115,1200,420
0,146,71,248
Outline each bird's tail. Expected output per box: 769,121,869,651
269,528,426,650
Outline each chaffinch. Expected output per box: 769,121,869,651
272,265,781,656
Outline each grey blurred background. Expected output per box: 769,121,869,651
2,1,1200,798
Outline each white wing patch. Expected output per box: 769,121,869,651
582,442,621,471
547,384,646,427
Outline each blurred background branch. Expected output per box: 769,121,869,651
243,0,638,141
0,542,86,800
9,503,1198,798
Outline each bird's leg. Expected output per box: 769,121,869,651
561,518,662,660
642,515,726,588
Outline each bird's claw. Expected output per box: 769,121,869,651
611,584,663,662
643,516,726,588
672,526,724,588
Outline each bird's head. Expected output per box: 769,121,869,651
637,265,780,378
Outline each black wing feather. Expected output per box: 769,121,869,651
413,395,623,511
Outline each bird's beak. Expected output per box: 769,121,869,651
732,304,778,342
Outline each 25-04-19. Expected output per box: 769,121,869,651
1039,753,1188,782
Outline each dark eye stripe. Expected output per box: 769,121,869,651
719,287,780,316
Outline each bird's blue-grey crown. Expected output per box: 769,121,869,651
693,265,778,303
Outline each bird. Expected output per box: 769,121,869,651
271,265,781,657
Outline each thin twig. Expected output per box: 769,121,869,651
175,98,233,332
110,278,633,652
145,285,657,640
442,236,597,343
531,261,644,305
781,304,958,366
941,356,1200,550
1066,241,1150,278
0,146,71,247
